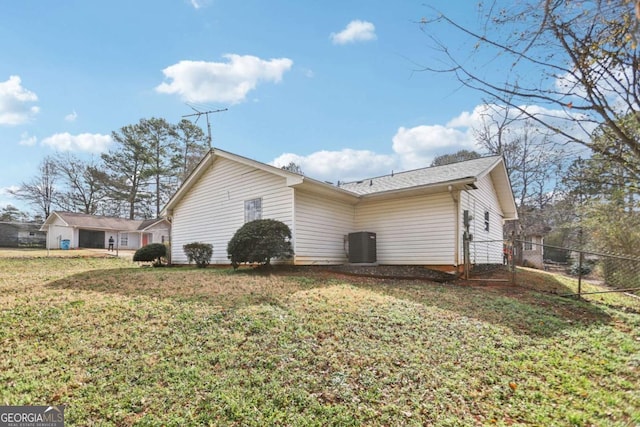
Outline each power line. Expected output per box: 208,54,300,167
182,106,228,149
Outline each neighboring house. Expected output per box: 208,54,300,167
162,149,517,272
504,220,550,269
39,212,170,250
0,222,46,248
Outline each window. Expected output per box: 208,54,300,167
484,211,490,232
29,232,35,236
244,198,262,223
120,233,128,247
524,236,533,250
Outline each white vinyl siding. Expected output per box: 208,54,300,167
170,157,294,264
461,174,505,264
45,223,74,249
144,222,170,246
354,193,456,265
294,191,355,264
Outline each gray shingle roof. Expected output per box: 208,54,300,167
338,156,502,195
52,212,160,231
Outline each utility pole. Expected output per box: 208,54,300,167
182,106,228,149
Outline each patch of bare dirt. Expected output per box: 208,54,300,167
263,264,457,283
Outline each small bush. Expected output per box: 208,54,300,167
569,261,592,276
133,243,167,267
183,242,213,268
227,219,294,269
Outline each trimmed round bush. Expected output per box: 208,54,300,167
227,219,294,269
133,243,167,267
183,242,213,268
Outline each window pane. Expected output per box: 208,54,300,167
244,198,262,222
524,237,532,250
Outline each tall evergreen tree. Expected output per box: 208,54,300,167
174,119,208,184
139,117,178,218
102,123,153,220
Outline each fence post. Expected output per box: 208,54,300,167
577,250,584,298
577,229,583,298
510,233,516,285
463,235,469,280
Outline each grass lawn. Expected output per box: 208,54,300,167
0,254,638,426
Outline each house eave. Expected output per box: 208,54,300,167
358,177,478,200
289,178,360,203
39,212,68,231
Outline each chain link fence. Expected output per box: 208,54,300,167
526,240,640,297
463,236,640,298
463,238,512,282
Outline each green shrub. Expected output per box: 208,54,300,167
569,261,592,276
227,219,294,269
133,243,167,267
183,242,213,268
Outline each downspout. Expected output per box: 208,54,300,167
448,185,460,270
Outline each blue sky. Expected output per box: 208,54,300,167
1,1,540,212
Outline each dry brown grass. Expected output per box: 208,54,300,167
1,255,638,426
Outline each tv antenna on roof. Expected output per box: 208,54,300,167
182,105,228,149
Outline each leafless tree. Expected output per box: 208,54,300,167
9,157,58,219
421,0,640,178
430,150,481,167
52,153,108,214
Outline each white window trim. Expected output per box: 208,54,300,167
244,198,263,223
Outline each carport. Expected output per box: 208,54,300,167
78,229,106,249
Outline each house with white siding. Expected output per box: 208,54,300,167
40,212,170,251
162,149,517,272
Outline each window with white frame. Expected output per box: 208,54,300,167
484,211,490,232
244,198,262,223
120,233,128,247
524,236,533,250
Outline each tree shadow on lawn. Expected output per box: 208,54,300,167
44,265,614,338
271,266,615,338
44,266,330,310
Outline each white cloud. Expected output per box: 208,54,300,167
64,110,78,122
0,75,39,125
41,132,112,153
330,20,377,45
0,186,21,210
155,54,294,104
271,102,593,184
447,103,595,146
188,0,210,9
272,149,396,183
0,185,19,196
392,125,476,169
271,125,477,183
19,132,37,146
